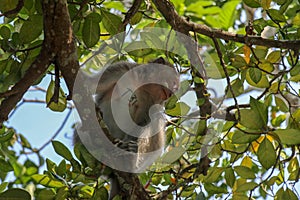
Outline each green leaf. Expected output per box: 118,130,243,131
276,187,298,200
0,182,8,193
52,140,73,161
82,12,101,48
91,187,108,200
249,68,262,84
46,80,67,112
275,96,289,112
0,0,18,13
243,0,261,8
239,109,265,130
0,129,14,142
0,188,31,200
19,14,43,44
130,12,143,25
101,8,122,36
161,146,185,163
219,1,240,29
261,0,271,10
257,137,276,169
124,41,152,57
0,158,14,172
231,55,247,68
165,102,190,116
203,167,223,183
227,78,244,98
234,166,256,179
32,174,65,188
246,69,270,88
271,114,286,127
0,26,11,39
274,129,300,145
268,9,287,22
258,61,274,73
235,182,258,192
267,51,281,63
37,189,56,200
225,168,235,187
250,97,268,126
232,130,260,144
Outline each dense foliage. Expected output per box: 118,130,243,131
0,0,299,199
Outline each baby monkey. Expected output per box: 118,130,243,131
74,57,179,198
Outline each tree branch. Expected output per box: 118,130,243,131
152,0,300,50
0,0,80,124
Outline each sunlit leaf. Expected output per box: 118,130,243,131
267,50,281,63
246,69,270,88
219,1,240,29
165,102,190,116
249,68,262,84
0,182,8,193
32,174,65,188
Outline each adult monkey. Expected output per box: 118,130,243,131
74,57,179,199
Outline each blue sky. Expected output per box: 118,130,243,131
6,75,75,165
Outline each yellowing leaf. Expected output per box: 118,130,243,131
251,136,264,153
241,156,253,168
261,0,271,10
243,45,251,64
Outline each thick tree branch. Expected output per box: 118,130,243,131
0,46,53,124
42,0,80,100
0,0,80,124
152,0,300,50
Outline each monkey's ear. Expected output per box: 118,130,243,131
151,57,166,64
